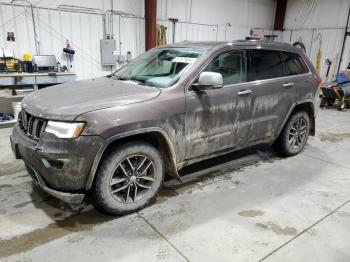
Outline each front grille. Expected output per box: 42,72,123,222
18,111,47,140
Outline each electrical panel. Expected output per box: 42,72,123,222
100,39,116,66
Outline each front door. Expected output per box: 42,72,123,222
184,49,252,159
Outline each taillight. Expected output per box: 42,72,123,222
314,75,323,87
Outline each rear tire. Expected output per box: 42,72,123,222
94,141,164,215
274,111,310,157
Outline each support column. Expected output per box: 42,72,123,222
145,0,157,50
274,0,288,31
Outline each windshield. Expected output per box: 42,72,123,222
113,47,207,88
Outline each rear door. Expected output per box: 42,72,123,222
184,49,252,159
248,49,297,142
281,51,316,103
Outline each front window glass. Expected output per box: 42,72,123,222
113,48,206,88
204,50,246,85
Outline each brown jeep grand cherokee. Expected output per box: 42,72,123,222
11,40,321,214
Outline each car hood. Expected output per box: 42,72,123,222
22,76,161,121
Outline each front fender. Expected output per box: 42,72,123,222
85,127,180,190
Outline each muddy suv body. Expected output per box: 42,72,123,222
11,40,321,214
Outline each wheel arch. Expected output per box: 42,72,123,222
278,101,316,138
85,128,181,190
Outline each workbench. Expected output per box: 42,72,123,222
0,72,77,128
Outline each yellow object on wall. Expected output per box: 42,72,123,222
316,48,321,74
314,33,323,75
23,53,30,61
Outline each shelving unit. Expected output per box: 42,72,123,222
0,72,77,129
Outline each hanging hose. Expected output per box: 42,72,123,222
292,41,306,53
156,25,167,46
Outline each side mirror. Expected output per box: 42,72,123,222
193,72,223,91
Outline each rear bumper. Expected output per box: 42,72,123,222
10,123,104,205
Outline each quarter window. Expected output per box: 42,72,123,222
252,50,284,80
282,52,309,75
204,50,246,85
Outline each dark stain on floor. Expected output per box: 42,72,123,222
0,184,13,190
0,209,113,258
319,133,350,143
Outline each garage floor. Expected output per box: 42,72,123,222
0,109,350,262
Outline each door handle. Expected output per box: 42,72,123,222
237,90,252,96
283,82,294,87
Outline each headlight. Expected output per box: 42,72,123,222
45,121,85,138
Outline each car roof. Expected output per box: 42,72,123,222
166,40,299,52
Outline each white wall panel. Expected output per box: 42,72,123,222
158,0,276,28
0,4,36,57
285,0,350,30
0,3,145,80
1,0,278,80
279,28,345,81
156,20,218,43
283,0,350,80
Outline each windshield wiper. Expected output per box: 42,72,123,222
114,75,145,86
129,77,145,85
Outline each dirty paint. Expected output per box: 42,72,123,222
238,210,265,217
256,222,297,236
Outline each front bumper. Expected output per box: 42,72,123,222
25,162,85,208
11,124,104,206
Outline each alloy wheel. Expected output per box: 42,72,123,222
288,118,307,149
109,155,156,204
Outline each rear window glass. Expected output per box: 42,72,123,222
252,50,284,80
282,52,309,75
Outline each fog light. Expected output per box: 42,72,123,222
42,159,64,170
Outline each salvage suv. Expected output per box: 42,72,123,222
11,40,321,214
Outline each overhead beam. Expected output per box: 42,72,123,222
274,0,288,31
145,0,157,50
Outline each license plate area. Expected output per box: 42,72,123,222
10,137,21,159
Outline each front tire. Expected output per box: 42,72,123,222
274,111,310,156
94,142,164,215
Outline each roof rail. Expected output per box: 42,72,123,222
233,39,292,46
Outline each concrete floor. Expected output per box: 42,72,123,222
0,109,350,262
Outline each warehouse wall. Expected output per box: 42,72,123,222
0,0,277,80
2,0,350,82
0,0,144,80
157,0,276,42
278,0,350,81
157,0,275,28
284,0,349,30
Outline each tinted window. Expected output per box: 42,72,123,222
204,50,246,85
252,50,284,80
282,52,309,75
